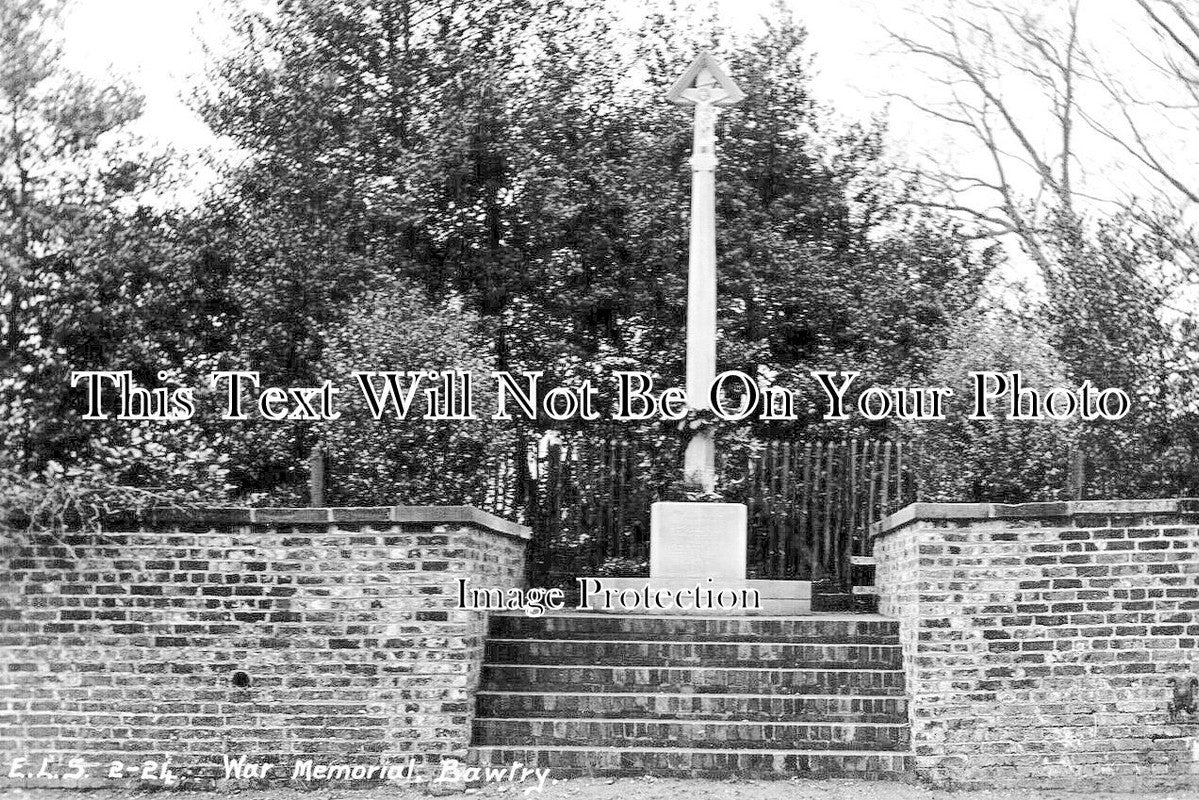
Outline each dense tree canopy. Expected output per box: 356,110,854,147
0,0,228,508
177,0,997,500
5,0,1193,514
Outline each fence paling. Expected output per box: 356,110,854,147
503,436,916,592
805,448,815,578
755,438,919,588
846,440,858,580
468,434,1187,591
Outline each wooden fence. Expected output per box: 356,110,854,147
743,440,915,586
307,432,1195,594
514,439,657,590
500,437,916,592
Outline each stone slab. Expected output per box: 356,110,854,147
577,577,811,615
870,497,1199,539
68,505,531,539
650,501,747,578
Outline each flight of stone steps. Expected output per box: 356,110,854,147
471,613,912,780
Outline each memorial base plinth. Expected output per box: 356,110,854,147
649,500,746,578
578,500,810,615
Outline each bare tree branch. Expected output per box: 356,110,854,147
883,1,1087,274
1084,0,1199,206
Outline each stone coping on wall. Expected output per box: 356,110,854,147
136,504,531,540
871,497,1199,538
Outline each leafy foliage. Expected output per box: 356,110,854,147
0,461,208,549
314,277,514,506
0,0,229,505
183,0,996,502
22,0,1191,523
905,308,1077,502
1041,209,1199,497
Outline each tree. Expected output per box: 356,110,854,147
884,0,1087,272
887,0,1199,498
188,0,555,497
0,0,229,501
1,0,136,469
313,277,512,506
905,305,1077,502
1087,0,1199,208
191,0,996,501
708,12,996,434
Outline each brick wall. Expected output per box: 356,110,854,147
872,500,1199,790
0,506,528,789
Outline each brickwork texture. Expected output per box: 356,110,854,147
873,499,1199,790
0,505,528,789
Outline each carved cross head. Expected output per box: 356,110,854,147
666,52,746,108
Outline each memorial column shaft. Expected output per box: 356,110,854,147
683,98,719,491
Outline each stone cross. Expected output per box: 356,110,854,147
666,53,745,493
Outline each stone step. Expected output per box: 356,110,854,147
484,639,902,669
479,663,906,695
475,691,908,723
488,612,898,644
472,611,911,781
577,578,811,615
472,717,911,751
471,745,913,780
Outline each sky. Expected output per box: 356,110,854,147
62,0,216,153
57,0,1193,226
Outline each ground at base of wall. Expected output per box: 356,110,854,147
5,779,1199,800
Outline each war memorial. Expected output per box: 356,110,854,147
2,43,1198,797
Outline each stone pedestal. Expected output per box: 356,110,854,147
574,500,810,615
650,501,745,578
576,503,816,616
